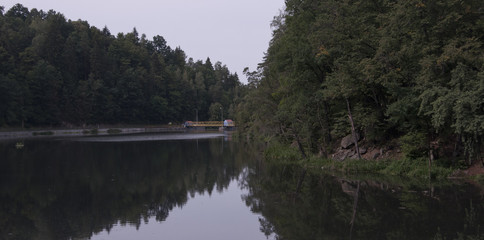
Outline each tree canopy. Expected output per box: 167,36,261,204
0,4,242,127
235,0,484,165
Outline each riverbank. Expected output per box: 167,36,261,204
0,125,186,141
263,143,484,184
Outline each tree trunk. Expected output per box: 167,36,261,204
428,148,433,181
323,101,332,143
317,101,332,158
295,135,307,160
346,98,361,159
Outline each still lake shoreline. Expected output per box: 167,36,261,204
0,126,189,141
3,126,482,182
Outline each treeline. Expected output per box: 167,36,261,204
236,0,484,165
0,4,242,127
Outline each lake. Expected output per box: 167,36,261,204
1,132,483,239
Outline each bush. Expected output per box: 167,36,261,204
400,132,427,159
382,157,453,180
264,143,301,163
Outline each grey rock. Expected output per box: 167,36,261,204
332,149,354,161
341,133,360,149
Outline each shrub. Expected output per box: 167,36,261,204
382,157,453,180
400,132,427,159
264,143,301,163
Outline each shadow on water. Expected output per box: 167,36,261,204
0,134,259,240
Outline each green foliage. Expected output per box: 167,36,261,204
400,132,428,159
264,143,301,164
382,158,453,180
236,0,484,166
0,4,242,127
270,146,452,180
208,102,223,121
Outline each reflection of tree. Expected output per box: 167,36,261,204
349,180,359,240
0,137,259,239
242,162,484,240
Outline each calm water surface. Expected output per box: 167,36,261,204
1,132,484,239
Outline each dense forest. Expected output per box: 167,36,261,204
0,4,242,127
2,1,484,166
235,0,484,165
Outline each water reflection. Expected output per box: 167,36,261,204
0,134,262,240
92,172,270,240
242,162,484,240
2,134,484,240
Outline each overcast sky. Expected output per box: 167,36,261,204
2,0,285,83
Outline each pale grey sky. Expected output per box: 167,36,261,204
2,0,284,83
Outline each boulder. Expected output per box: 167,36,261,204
350,147,366,159
340,133,360,149
332,149,352,161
